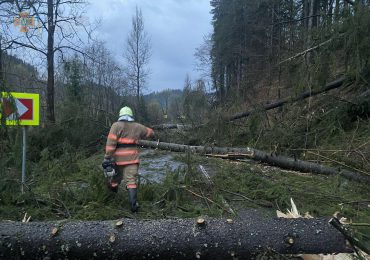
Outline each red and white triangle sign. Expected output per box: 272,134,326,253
5,98,33,120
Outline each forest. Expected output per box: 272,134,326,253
0,0,370,259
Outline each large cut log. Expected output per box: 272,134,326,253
138,140,369,183
228,77,346,121
0,215,351,259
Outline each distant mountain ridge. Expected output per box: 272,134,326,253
2,52,41,92
144,89,183,108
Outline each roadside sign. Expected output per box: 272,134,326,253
0,92,40,126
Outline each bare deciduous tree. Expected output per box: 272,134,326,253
194,33,212,83
0,35,3,86
0,0,91,122
125,6,151,105
83,41,128,115
85,41,127,94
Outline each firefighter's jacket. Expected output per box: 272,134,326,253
105,121,154,166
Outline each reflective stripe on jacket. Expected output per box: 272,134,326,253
105,121,154,165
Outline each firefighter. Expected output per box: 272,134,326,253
102,106,154,212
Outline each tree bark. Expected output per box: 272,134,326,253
151,124,191,130
227,77,346,121
47,0,55,122
0,35,3,86
308,0,319,29
138,140,369,183
344,0,354,6
0,216,352,259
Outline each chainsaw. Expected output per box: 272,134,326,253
102,159,118,192
102,159,117,178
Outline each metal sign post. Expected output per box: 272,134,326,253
21,127,27,193
1,92,39,193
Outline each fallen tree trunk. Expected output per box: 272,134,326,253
151,123,192,130
228,77,347,121
0,215,351,259
279,38,333,65
359,89,370,98
138,140,369,182
344,0,354,6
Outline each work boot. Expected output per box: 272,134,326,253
127,188,139,212
107,181,118,193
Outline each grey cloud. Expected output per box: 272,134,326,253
87,0,212,92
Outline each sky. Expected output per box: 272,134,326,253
87,0,213,92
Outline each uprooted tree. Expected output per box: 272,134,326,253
0,216,351,259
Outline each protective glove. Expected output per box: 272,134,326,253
102,158,112,169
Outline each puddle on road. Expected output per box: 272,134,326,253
138,149,186,183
